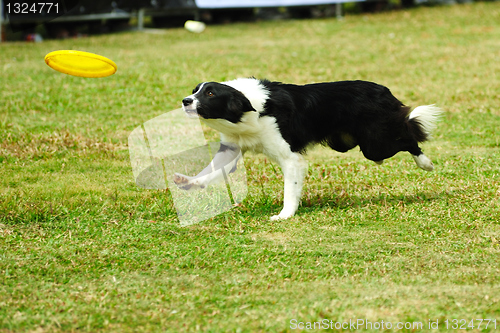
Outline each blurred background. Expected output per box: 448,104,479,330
1,0,476,42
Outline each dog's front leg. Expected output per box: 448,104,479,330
173,142,241,191
270,152,307,221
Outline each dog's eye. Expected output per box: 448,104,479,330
206,91,214,97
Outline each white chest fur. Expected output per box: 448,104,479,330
201,113,287,159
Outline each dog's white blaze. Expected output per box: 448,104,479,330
409,104,443,137
194,82,207,94
221,78,270,112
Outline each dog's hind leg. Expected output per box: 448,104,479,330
406,105,442,171
412,153,434,171
405,143,435,171
360,139,434,171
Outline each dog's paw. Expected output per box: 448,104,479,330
412,154,434,171
270,207,297,221
173,173,205,191
270,212,294,221
270,215,280,221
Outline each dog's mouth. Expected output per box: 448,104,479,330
182,106,201,118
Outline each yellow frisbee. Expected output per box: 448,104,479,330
44,50,117,78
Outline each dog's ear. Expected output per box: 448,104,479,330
227,93,256,114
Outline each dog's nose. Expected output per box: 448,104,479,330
182,97,193,106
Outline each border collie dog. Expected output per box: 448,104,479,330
180,78,442,220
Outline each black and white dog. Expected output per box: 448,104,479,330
178,78,442,220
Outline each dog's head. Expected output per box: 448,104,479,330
182,82,256,123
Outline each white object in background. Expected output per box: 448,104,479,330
184,20,206,33
195,0,360,8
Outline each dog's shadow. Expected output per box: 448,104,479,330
296,190,445,217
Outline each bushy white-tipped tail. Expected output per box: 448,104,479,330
408,104,443,138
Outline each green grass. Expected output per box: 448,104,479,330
1,2,500,332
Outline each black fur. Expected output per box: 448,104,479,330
259,80,428,161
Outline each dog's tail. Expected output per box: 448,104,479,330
406,104,443,142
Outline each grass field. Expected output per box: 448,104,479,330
1,2,500,332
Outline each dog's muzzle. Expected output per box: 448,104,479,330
182,97,193,106
182,97,199,118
